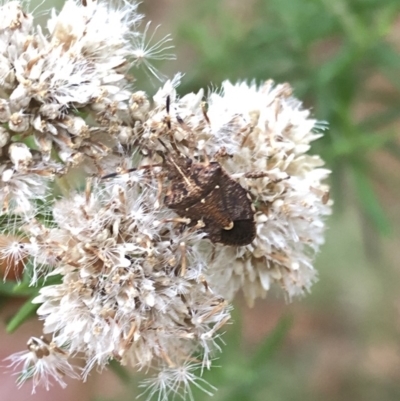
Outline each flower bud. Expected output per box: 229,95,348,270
0,99,11,122
0,127,10,148
9,111,30,132
8,142,32,168
0,234,28,281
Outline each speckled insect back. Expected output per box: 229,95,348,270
163,157,256,246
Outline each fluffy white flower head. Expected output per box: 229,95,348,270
140,78,332,305
1,0,332,399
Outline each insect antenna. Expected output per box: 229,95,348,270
165,95,171,130
157,138,170,153
102,168,138,180
101,163,163,180
157,138,194,188
162,95,184,156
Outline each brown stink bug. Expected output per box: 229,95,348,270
161,149,256,246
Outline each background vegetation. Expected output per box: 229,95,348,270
2,1,400,400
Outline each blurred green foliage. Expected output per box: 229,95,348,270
174,0,400,237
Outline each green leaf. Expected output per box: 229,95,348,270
108,359,132,384
0,280,35,297
7,268,62,297
2,274,63,331
6,296,39,333
0,281,23,297
352,167,391,236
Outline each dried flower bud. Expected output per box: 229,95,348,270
38,103,64,119
129,91,150,121
58,115,89,137
0,127,10,148
10,83,31,109
0,54,15,90
9,111,30,132
0,1,32,32
8,142,32,168
1,168,14,182
0,234,28,280
5,336,79,390
0,98,11,122
33,133,52,155
117,126,133,145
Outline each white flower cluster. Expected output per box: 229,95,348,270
0,0,173,214
10,180,229,388
139,79,331,305
0,0,332,399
